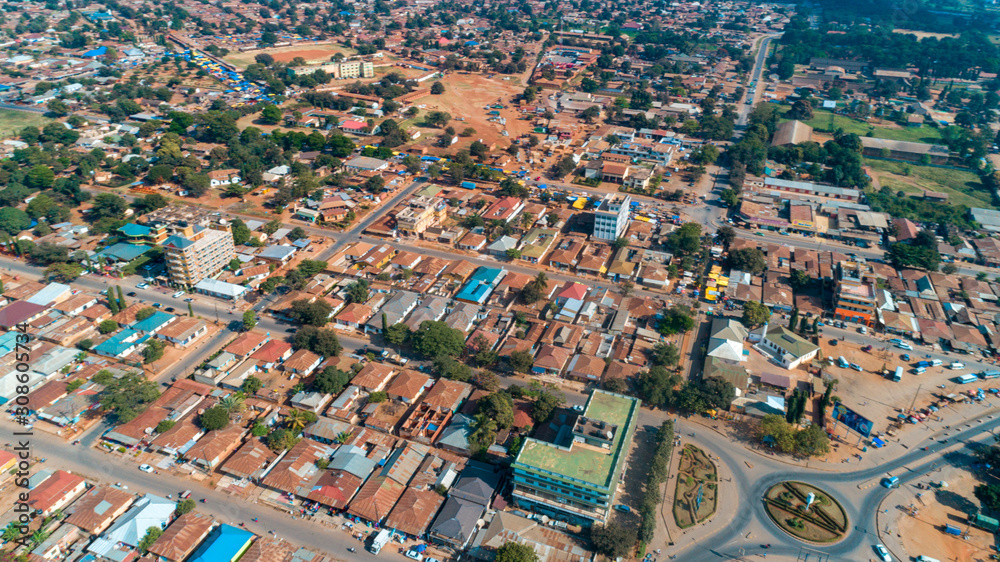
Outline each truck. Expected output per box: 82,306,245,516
970,513,1000,533
916,360,932,368
837,356,849,368
368,529,391,554
944,524,962,536
893,366,903,382
957,374,979,384
460,181,477,189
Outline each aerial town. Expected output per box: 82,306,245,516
3,0,1000,561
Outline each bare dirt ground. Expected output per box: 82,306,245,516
891,463,995,561
224,44,355,68
408,73,534,152
892,29,959,40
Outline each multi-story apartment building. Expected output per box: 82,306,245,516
592,193,630,241
395,196,446,236
511,390,640,525
162,226,236,287
296,60,375,79
833,261,876,326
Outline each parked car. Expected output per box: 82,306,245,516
127,292,137,297
172,291,185,298
136,283,149,289
873,544,892,562
614,504,631,513
139,464,154,473
404,550,424,561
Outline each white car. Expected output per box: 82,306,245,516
172,291,185,298
136,283,149,289
896,342,913,351
873,544,892,562
138,464,154,473
404,550,424,561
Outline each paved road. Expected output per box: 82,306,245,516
736,35,780,127
674,407,1000,561
0,417,401,560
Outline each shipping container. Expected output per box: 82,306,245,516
970,513,999,533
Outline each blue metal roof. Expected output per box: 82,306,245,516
131,311,174,334
162,235,194,249
455,267,506,304
118,223,151,237
188,524,254,562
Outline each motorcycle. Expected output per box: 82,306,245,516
348,548,356,553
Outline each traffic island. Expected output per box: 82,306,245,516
672,444,718,529
764,481,849,544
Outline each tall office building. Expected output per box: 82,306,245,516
511,389,640,525
162,226,236,287
592,193,631,241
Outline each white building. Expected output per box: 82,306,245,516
592,193,631,241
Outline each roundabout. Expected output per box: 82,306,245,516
763,481,849,544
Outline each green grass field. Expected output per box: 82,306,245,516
867,159,992,209
780,108,943,144
0,109,53,139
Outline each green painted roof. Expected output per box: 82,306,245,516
764,325,819,358
514,390,639,491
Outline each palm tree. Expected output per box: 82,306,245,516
334,431,352,444
533,272,548,292
2,522,21,542
284,409,312,432
218,394,245,415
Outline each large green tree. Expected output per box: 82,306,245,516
411,321,466,359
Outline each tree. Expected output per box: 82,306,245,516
135,307,157,321
346,280,370,304
313,367,352,395
385,323,411,347
478,392,515,429
266,428,299,452
790,269,812,290
759,414,796,453
720,188,740,208
794,423,830,457
742,301,771,328
242,375,263,395
787,99,813,121
155,420,176,434
143,340,165,364
727,247,766,275
0,208,31,235
505,248,522,260
412,321,466,359
45,262,82,283
531,390,564,423
231,219,251,245
176,498,196,515
716,226,736,249
468,413,497,458
554,155,576,177
242,310,257,331
284,409,317,432
976,484,1000,512
137,527,162,554
509,350,534,373
667,222,702,255
590,522,636,559
98,320,119,334
292,326,343,357
261,104,282,125
97,373,160,424
430,81,445,94
656,306,695,335
425,111,452,128
496,542,539,562
26,166,55,189
434,355,473,381
289,299,333,326
649,342,680,367
637,366,681,409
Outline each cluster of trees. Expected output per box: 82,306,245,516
887,229,941,271
96,371,160,424
638,422,674,543
637,366,737,414
292,326,344,357
758,414,830,457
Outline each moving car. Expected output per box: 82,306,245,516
136,283,149,289
873,544,892,562
139,464,154,473
172,291,185,298
126,292,137,297
896,342,913,350
881,477,899,489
